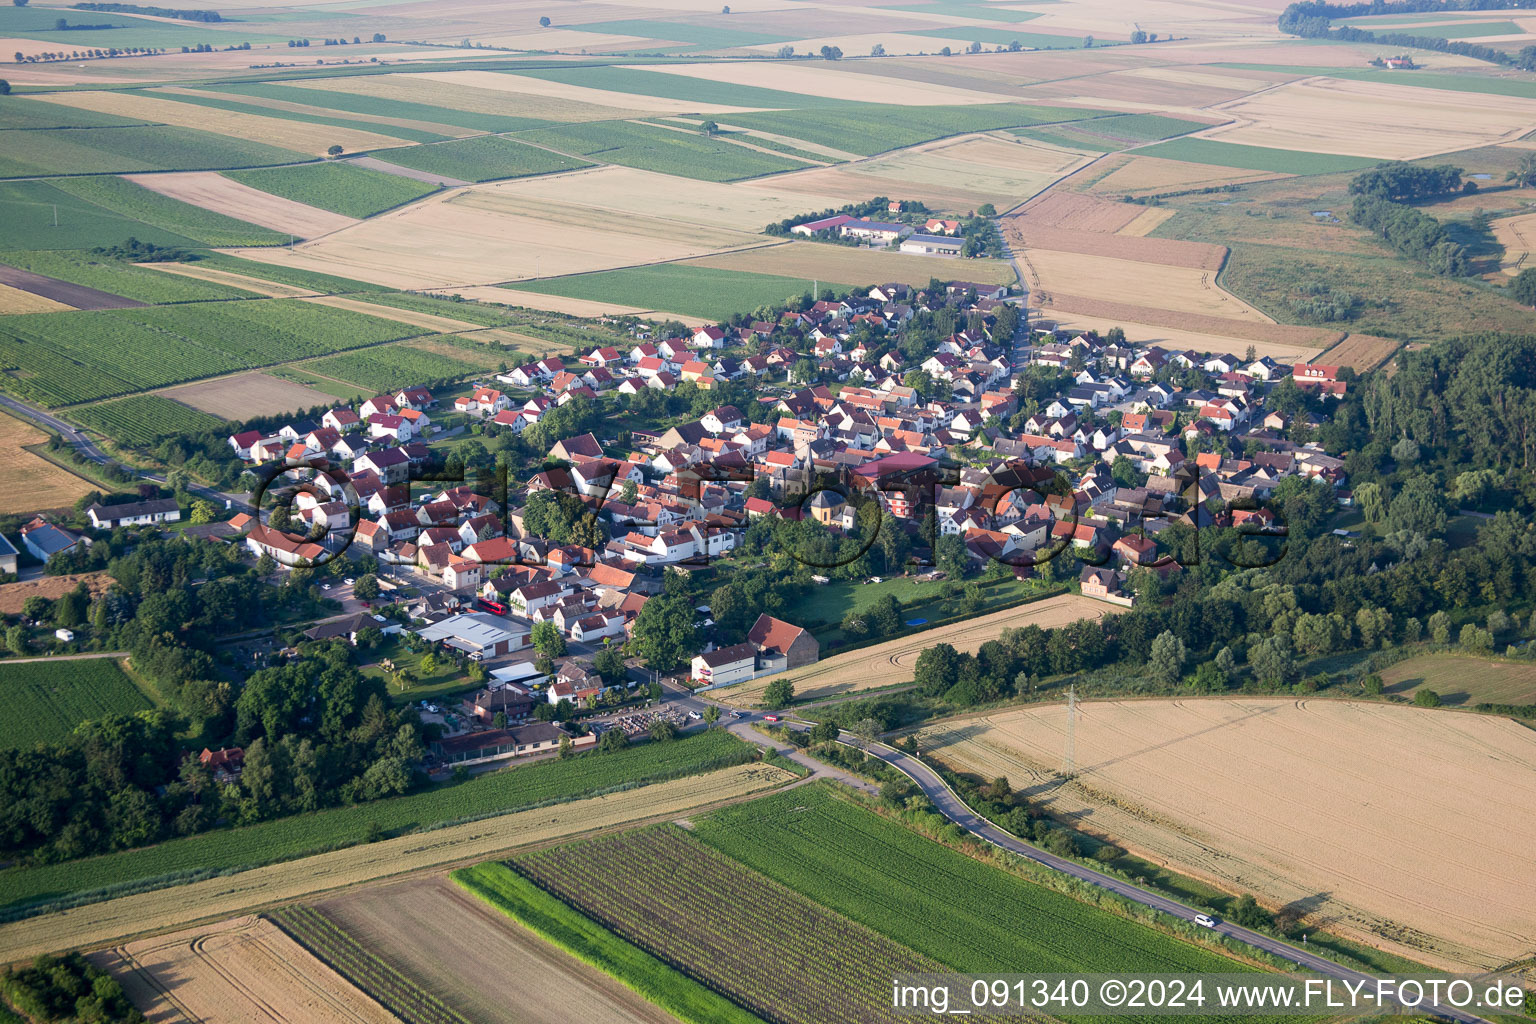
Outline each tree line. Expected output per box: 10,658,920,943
73,2,222,19
1345,161,1472,276
1278,0,1536,64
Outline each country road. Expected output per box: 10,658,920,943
0,394,254,514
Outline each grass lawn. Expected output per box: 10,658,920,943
1380,653,1536,706
360,635,481,706
0,658,153,750
804,573,1060,646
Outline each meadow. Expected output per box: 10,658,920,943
725,102,1105,156
516,121,809,182
227,162,439,219
512,263,835,320
1131,139,1381,175
0,126,308,178
0,659,152,750
367,136,592,183
917,699,1536,970
303,345,489,393
44,175,287,247
70,395,229,447
455,862,765,1024
515,826,945,1024
694,786,1276,992
0,729,756,915
1379,653,1536,706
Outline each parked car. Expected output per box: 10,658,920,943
321,583,332,590
1193,914,1218,929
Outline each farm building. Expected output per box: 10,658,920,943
840,220,909,244
790,214,855,236
900,234,963,257
431,721,591,767
86,498,181,530
0,533,17,576
416,612,529,660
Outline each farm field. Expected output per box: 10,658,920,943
127,171,361,238
142,261,321,298
1033,306,1328,362
694,785,1283,993
0,729,760,916
1019,248,1272,321
230,165,810,289
302,345,489,393
1379,654,1536,706
722,102,1108,157
515,826,948,1024
0,248,253,304
517,120,811,182
717,593,1110,706
0,412,98,514
1079,154,1283,197
1002,219,1226,269
0,760,792,965
292,73,652,124
689,241,1017,287
1130,138,1380,176
0,572,111,617
316,876,681,1024
917,698,1536,971
1315,333,1401,372
70,394,230,447
158,372,338,418
0,125,309,179
212,81,557,136
226,161,440,219
0,281,70,315
1491,210,1536,274
96,915,398,1024
1202,77,1536,159
43,175,287,248
0,658,151,750
362,135,593,184
512,264,842,322
627,62,1017,107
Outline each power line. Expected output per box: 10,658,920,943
1063,683,1077,780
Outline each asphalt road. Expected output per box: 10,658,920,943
1,393,253,514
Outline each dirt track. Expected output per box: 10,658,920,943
718,593,1111,706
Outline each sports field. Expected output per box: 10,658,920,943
0,411,97,514
918,698,1536,970
717,593,1110,706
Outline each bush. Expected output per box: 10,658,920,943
1413,689,1442,708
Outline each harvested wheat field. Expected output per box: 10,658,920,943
318,877,680,1024
0,281,72,314
688,241,1017,287
1118,206,1177,236
1205,77,1536,160
1083,154,1283,196
920,697,1536,970
1033,306,1327,363
1037,294,1339,350
0,414,97,514
396,69,762,116
718,593,1111,707
1011,192,1146,234
233,166,824,289
143,261,318,298
632,61,1014,106
0,763,792,963
0,572,111,616
1492,210,1536,274
1380,653,1536,707
161,85,481,140
159,372,338,418
1004,221,1225,270
34,91,412,156
1022,248,1269,321
94,915,397,1024
127,172,359,238
1316,333,1400,373
297,73,649,123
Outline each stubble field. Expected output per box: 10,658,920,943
718,593,1109,706
1019,248,1271,321
126,171,360,238
1314,333,1401,372
0,412,97,513
159,372,339,418
317,876,682,1024
918,698,1536,971
96,915,398,1024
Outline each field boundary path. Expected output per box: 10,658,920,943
1,651,128,664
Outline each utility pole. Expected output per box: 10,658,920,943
1063,683,1076,779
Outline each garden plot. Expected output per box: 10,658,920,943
918,698,1536,971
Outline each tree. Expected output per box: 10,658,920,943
870,42,885,56
776,44,794,58
1513,267,1536,307
598,728,627,751
703,704,720,727
188,499,216,525
594,645,626,683
762,677,795,709
1130,29,1147,43
1413,688,1442,708
649,719,677,742
493,710,507,729
5,625,27,656
819,44,842,59
353,573,380,600
1147,630,1186,686
721,3,730,10
700,120,718,135
977,203,996,216
1428,610,1452,644
538,15,550,26
372,32,385,42
1507,152,1536,189
326,144,343,158
1230,894,1271,929
557,735,574,758
934,534,967,577
11,0,25,6
630,591,696,671
531,620,566,659
1082,34,1093,47
419,651,438,676
0,80,10,95
256,551,277,577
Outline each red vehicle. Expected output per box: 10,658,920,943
763,714,780,723
476,597,508,616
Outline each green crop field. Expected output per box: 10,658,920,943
0,126,309,179
511,263,841,321
1371,19,1522,38
694,787,1280,993
455,862,765,1024
899,26,1092,46
0,729,755,914
0,96,149,131
303,344,488,392
0,4,286,48
358,292,518,327
153,89,452,145
902,1,1045,21
725,103,1105,156
70,394,229,447
515,827,945,1024
215,81,555,134
0,659,152,751
0,181,205,251
506,66,850,109
0,298,418,406
1084,113,1211,142
1013,125,1121,152
0,249,256,303
562,18,797,50
45,176,286,247
197,253,386,294
517,121,809,181
1131,139,1380,175
366,135,590,183
225,162,438,219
